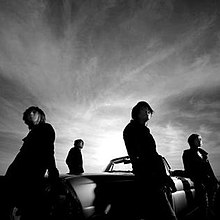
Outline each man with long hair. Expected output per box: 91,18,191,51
4,106,59,219
123,101,176,220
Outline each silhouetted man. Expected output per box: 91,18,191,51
66,139,84,175
4,106,59,220
183,133,219,219
123,101,177,220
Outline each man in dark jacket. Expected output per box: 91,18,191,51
4,106,59,220
66,139,84,175
182,133,219,219
123,101,177,220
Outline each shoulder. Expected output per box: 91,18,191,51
69,147,75,152
69,147,79,153
37,123,55,137
40,123,54,131
183,149,191,157
43,122,54,129
124,120,136,132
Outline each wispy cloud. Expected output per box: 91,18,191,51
0,0,220,175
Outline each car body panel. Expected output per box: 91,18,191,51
1,156,201,219
63,173,138,218
104,156,198,218
65,175,97,218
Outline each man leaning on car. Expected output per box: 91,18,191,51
123,101,177,220
3,106,59,220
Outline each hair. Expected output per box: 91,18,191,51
187,133,200,147
23,106,46,124
131,101,154,120
74,139,84,146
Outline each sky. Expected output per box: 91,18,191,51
0,0,220,176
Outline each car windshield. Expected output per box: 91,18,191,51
105,156,172,175
111,162,133,172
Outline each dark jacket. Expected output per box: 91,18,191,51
182,148,218,185
123,120,171,187
66,147,84,175
5,122,59,181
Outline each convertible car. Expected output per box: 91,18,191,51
104,156,198,219
3,156,201,220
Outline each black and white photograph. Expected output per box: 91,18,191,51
0,0,220,219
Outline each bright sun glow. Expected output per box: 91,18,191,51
93,131,127,168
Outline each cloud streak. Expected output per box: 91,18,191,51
0,0,220,175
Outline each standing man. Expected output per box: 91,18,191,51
4,106,59,220
123,101,177,220
182,133,219,219
66,139,84,175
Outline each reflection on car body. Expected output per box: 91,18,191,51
4,156,200,220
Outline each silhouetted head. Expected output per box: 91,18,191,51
23,106,46,129
188,133,203,149
131,101,154,124
74,139,84,149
